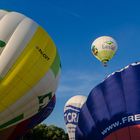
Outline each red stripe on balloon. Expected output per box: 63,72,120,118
104,124,140,140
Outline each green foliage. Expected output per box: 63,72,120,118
22,124,68,140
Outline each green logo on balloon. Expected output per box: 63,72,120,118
106,41,113,45
0,40,6,47
38,92,53,112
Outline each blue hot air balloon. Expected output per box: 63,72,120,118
76,62,140,140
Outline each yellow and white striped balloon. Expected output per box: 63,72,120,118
0,10,61,130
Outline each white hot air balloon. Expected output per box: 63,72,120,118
91,36,118,66
0,9,61,138
64,95,87,140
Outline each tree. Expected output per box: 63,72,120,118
22,124,68,140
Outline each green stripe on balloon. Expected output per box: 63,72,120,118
0,114,24,130
0,40,6,47
51,51,61,77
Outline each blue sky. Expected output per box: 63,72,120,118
1,0,140,130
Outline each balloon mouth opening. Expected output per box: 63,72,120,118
102,59,109,67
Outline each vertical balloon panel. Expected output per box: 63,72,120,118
64,95,87,140
64,106,81,140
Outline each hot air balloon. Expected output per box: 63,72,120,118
76,62,140,140
0,9,61,139
64,95,87,140
0,95,56,140
91,36,117,66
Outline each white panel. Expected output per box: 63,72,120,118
0,11,24,55
64,95,87,112
0,17,38,77
64,95,87,140
0,12,25,43
0,10,9,19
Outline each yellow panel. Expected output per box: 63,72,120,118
0,26,56,112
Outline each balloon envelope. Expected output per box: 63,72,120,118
76,62,140,140
0,95,56,140
64,95,87,140
0,9,61,132
91,36,117,66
